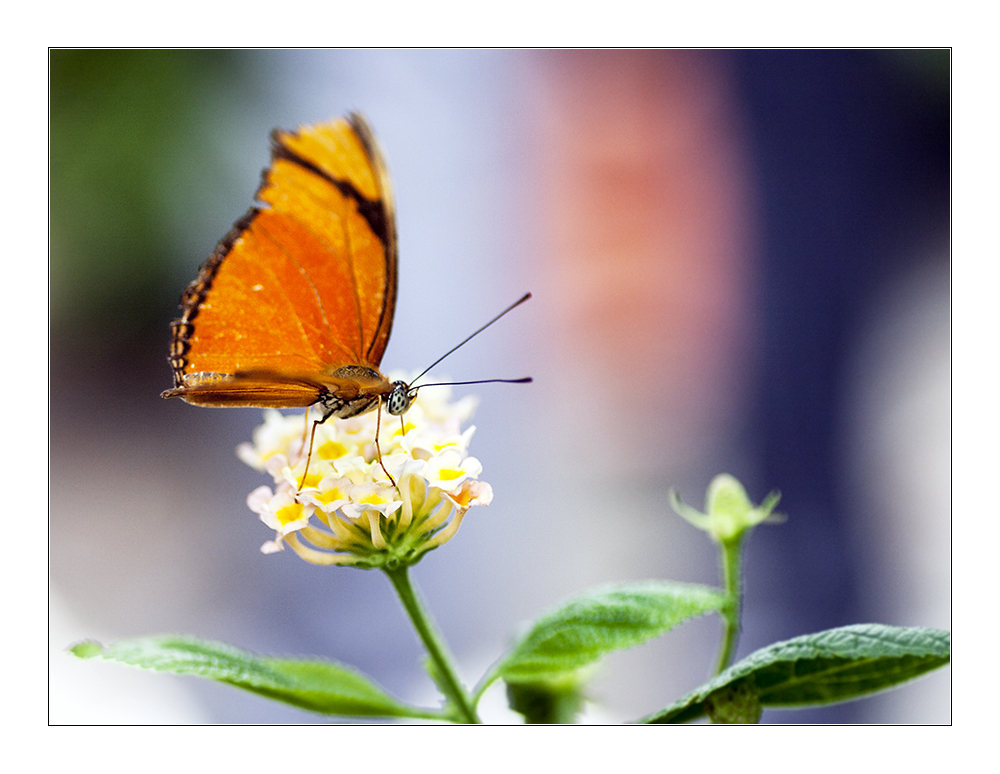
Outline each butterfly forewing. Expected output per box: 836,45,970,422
273,117,398,367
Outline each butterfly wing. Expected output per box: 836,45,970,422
163,114,398,409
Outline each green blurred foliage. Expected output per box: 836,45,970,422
50,50,251,348
882,48,950,97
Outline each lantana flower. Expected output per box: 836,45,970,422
238,377,492,569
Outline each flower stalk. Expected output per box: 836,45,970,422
670,474,782,675
385,565,480,723
714,533,744,674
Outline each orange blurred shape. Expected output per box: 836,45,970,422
533,50,755,457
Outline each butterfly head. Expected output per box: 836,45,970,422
387,381,415,416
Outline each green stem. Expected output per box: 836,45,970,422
713,535,744,675
384,565,480,724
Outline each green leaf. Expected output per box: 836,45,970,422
496,581,727,683
70,635,434,719
640,624,951,723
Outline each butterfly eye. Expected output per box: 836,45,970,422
386,381,413,416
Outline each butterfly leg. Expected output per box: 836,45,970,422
373,398,397,488
297,415,323,493
299,405,311,455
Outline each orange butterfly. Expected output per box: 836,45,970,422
162,114,410,419
162,114,529,478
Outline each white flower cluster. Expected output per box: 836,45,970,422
236,378,493,568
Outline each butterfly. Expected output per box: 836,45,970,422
162,114,529,481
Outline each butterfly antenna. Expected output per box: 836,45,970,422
413,377,532,391
409,292,532,388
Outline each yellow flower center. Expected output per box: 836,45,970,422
274,502,306,527
318,441,348,460
317,486,349,506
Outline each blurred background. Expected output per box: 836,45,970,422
50,49,950,723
